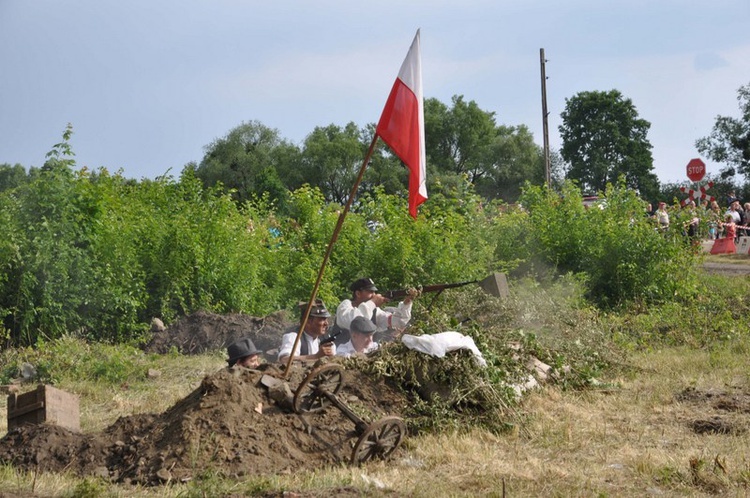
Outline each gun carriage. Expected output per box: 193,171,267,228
292,361,406,465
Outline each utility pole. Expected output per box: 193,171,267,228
540,48,551,187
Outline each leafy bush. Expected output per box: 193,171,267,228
355,182,494,289
0,129,716,348
351,276,626,434
517,180,700,306
0,132,501,346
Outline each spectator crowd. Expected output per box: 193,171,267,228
646,191,750,244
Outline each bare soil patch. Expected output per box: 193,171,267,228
676,386,750,435
142,310,292,359
0,362,409,486
2,311,461,487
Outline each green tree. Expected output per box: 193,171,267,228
296,122,368,204
424,95,497,184
559,90,659,199
424,95,546,203
0,163,28,192
696,82,750,177
188,121,296,208
474,124,546,202
362,123,411,199
295,122,413,205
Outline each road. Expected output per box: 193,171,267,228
702,261,750,276
701,239,750,276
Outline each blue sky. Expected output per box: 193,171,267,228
1,0,748,185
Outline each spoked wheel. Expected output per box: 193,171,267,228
293,363,344,414
350,416,406,465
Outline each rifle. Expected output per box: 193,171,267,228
382,273,507,306
382,280,480,300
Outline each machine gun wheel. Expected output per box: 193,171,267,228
350,416,406,465
293,363,344,414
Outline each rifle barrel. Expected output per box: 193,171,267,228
383,280,479,299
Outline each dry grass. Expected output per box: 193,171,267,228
79,351,227,432
2,342,750,497
361,343,750,497
1,352,226,436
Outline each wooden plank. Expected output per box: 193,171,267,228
6,384,80,432
8,401,45,419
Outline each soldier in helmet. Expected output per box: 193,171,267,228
277,300,336,363
226,338,262,369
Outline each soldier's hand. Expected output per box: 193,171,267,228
319,342,335,357
403,287,420,304
371,293,388,306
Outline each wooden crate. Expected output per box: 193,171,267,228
7,384,80,432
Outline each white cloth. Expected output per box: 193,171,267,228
336,340,379,358
277,332,335,361
400,331,487,367
336,299,412,332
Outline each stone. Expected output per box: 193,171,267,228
150,317,165,332
156,468,172,482
526,356,552,382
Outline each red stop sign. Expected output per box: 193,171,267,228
686,158,706,182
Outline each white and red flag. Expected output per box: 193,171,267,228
376,30,427,219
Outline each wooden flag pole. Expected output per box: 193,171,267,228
283,134,380,378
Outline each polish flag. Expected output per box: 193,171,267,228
376,30,427,219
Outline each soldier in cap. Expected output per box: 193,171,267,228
226,338,262,368
278,299,336,362
336,316,379,357
335,277,414,340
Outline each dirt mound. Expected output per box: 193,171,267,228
676,386,750,436
0,362,408,485
143,310,292,358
